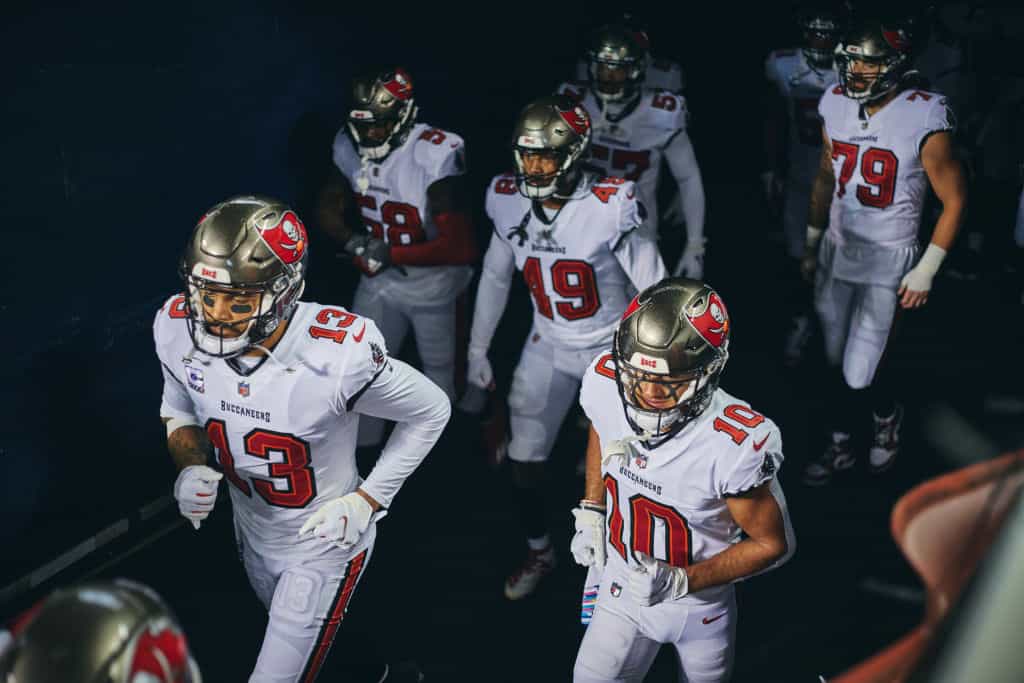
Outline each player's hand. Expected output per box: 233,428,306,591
298,491,375,551
672,241,705,279
466,346,494,391
760,169,783,204
173,465,223,530
628,552,689,606
345,234,392,276
570,507,607,568
800,247,818,284
898,265,933,309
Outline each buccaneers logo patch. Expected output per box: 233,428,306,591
258,211,307,265
685,290,729,349
382,68,414,101
129,620,191,682
558,105,590,136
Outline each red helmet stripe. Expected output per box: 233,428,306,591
622,295,641,319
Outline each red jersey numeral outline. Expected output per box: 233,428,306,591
831,140,899,209
308,308,358,344
166,294,188,319
712,404,766,446
418,128,447,145
522,257,600,321
604,474,693,568
589,145,652,181
354,194,427,245
205,419,317,508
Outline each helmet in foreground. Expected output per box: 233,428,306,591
180,195,308,358
614,278,731,446
0,579,200,683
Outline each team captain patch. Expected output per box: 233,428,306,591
186,366,205,393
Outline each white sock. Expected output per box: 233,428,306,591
527,535,551,551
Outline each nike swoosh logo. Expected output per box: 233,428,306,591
753,433,771,452
352,323,366,343
702,613,726,625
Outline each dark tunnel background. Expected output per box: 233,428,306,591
3,1,1024,680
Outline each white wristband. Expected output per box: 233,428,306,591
806,225,823,250
166,416,200,437
915,243,947,278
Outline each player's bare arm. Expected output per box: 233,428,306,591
898,130,967,309
162,419,213,471
582,425,604,504
683,481,791,594
316,166,357,246
801,127,835,282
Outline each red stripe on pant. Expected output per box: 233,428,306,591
301,549,368,682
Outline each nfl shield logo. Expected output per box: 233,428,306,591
238,381,250,397
610,582,622,598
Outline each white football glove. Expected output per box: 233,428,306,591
628,552,689,606
466,345,494,390
672,241,705,279
173,465,223,530
570,507,606,568
298,492,374,551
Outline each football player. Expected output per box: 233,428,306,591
764,3,843,366
318,65,476,448
155,196,450,681
573,13,686,94
468,95,667,599
559,24,706,279
801,20,966,484
0,578,202,682
570,278,795,682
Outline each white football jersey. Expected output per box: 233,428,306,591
580,351,787,601
557,82,688,232
819,85,954,247
764,49,837,185
331,121,473,302
484,172,666,350
155,297,389,559
573,58,686,93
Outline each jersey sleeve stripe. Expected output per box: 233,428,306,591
161,362,186,387
344,362,389,412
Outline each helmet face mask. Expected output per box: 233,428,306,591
835,23,912,102
512,95,592,200
180,196,308,358
587,25,647,104
800,12,841,69
347,67,417,161
614,279,731,447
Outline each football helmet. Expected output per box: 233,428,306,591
347,66,418,161
797,4,843,70
180,196,308,358
586,24,648,104
0,579,201,683
512,95,592,200
614,278,730,447
834,21,914,102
